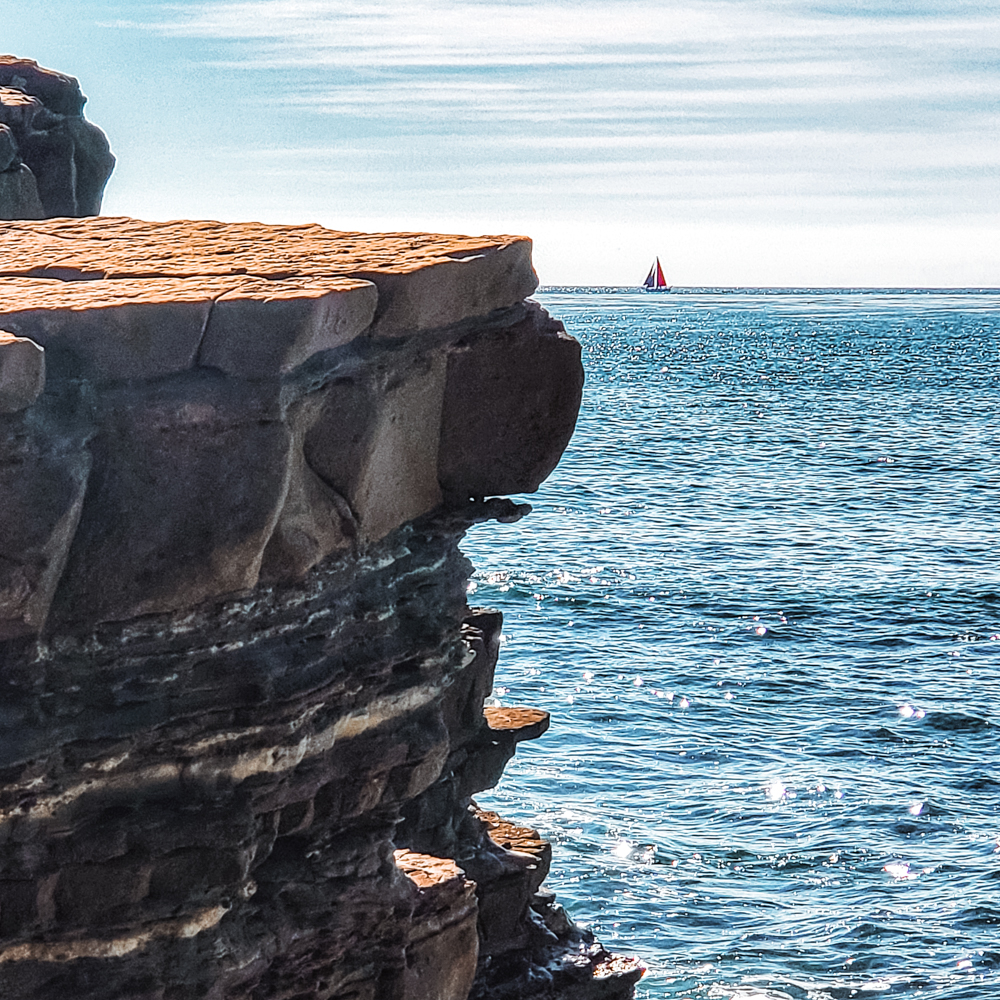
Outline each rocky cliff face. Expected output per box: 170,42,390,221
0,57,115,220
0,218,641,999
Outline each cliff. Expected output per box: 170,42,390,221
0,218,642,999
0,57,115,220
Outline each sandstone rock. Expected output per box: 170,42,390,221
0,56,114,218
304,350,448,543
0,86,42,131
257,397,356,585
463,811,551,958
0,277,216,381
453,708,551,800
0,221,566,627
396,851,480,1000
356,240,538,338
0,164,43,220
438,300,584,499
0,123,17,170
0,275,378,383
0,389,90,641
52,115,115,217
483,705,550,742
47,374,292,626
0,56,85,117
0,217,535,334
201,277,377,377
447,610,505,744
0,218,637,1000
0,329,44,412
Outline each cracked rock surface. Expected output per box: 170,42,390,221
0,219,640,998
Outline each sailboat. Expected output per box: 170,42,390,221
642,257,670,291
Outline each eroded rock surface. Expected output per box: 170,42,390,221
0,219,638,999
0,57,115,219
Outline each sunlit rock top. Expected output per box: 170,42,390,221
0,216,536,337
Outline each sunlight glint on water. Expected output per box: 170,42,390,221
465,289,1000,1000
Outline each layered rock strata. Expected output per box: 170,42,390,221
0,219,641,998
0,57,115,220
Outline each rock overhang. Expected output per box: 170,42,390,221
0,217,579,635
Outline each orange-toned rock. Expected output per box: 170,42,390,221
0,56,86,117
0,169,622,1000
201,277,377,376
0,274,377,381
0,276,220,380
396,850,481,1000
475,810,551,884
0,217,536,334
0,86,42,130
483,706,550,741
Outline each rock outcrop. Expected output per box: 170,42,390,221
0,218,641,999
0,56,115,220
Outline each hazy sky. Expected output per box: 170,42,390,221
4,0,998,285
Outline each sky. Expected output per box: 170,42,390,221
3,0,999,285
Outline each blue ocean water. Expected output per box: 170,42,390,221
464,288,1000,1000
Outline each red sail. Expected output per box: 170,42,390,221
642,257,669,290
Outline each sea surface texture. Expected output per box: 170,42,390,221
465,288,1000,1000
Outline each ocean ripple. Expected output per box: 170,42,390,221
468,290,1000,999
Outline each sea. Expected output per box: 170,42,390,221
464,288,1000,1000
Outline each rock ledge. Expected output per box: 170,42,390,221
0,218,639,999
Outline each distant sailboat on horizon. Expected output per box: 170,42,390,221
642,257,670,291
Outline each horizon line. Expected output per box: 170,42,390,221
536,285,1000,293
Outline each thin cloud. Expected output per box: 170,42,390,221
115,1,999,124
102,0,1000,281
